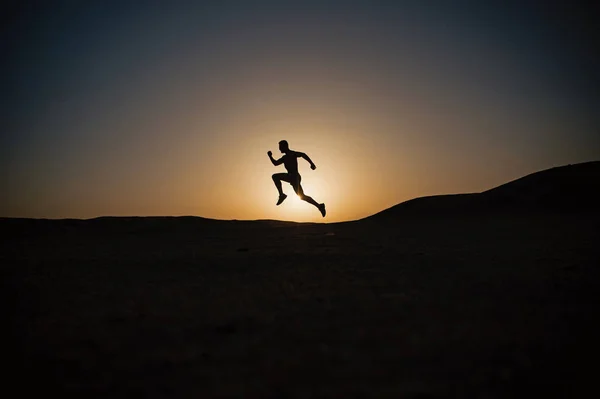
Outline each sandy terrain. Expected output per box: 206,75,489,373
3,211,599,398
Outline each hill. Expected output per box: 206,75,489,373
363,161,600,221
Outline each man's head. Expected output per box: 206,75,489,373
278,140,289,153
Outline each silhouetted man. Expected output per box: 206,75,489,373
268,140,326,217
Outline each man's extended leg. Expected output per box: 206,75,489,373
295,184,326,217
272,173,290,205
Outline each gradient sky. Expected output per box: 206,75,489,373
3,1,599,222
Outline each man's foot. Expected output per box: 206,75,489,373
318,203,326,217
276,194,287,205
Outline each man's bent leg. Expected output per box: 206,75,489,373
272,173,289,196
272,173,290,205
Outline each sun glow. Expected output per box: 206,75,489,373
286,191,305,209
268,183,325,221
277,189,317,219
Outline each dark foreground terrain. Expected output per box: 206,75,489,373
3,162,600,397
3,212,599,398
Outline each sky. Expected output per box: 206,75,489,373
2,1,599,222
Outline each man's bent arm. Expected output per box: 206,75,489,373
269,153,284,166
300,152,316,168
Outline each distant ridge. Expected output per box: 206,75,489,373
363,161,600,221
0,215,308,236
2,161,598,227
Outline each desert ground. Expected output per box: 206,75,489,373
4,163,600,398
4,211,598,398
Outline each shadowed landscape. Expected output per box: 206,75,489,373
4,161,600,397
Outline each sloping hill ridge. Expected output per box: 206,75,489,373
364,161,600,221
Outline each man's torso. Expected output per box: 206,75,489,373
282,151,300,175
